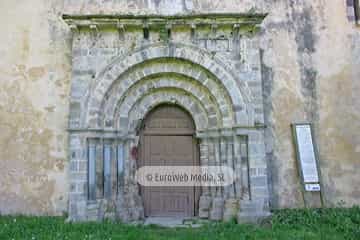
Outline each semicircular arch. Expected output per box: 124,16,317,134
115,88,213,132
101,62,234,127
85,42,253,129
104,74,226,128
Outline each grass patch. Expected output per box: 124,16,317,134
0,207,359,240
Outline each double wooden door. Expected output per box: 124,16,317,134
139,105,198,217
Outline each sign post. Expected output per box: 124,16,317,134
292,123,323,207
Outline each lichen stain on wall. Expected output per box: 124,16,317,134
317,65,360,206
0,0,71,215
311,1,360,207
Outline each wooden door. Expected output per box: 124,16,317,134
139,105,198,217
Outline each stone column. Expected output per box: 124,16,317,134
223,136,239,222
240,137,250,200
198,138,212,219
125,137,144,221
210,137,224,221
233,136,242,198
102,139,117,221
208,139,217,198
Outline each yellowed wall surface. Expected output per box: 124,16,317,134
0,0,359,215
0,0,71,215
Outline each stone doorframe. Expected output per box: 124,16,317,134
64,13,270,223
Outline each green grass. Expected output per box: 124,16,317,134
0,207,359,240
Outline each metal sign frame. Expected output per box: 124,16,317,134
291,123,323,193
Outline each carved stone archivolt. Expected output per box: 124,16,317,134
65,13,270,223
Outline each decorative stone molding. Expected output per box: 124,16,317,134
64,13,270,223
84,42,253,130
63,13,266,33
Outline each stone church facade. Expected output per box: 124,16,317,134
0,0,359,223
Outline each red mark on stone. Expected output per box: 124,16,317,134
131,146,138,160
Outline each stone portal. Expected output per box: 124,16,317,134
64,13,270,223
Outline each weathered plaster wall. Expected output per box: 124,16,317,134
0,0,71,215
260,0,360,208
0,0,359,215
313,1,360,207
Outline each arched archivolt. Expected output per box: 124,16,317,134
103,59,232,111
84,42,254,129
101,60,234,127
97,58,234,129
115,88,213,132
104,74,226,128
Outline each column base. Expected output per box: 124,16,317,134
223,198,239,222
237,199,271,224
209,197,224,221
198,195,212,219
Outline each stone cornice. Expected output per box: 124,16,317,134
62,13,267,31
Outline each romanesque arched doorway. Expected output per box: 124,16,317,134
65,14,270,223
139,104,199,217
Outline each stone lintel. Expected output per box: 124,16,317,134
68,127,264,139
196,124,266,138
68,128,137,140
62,13,267,31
